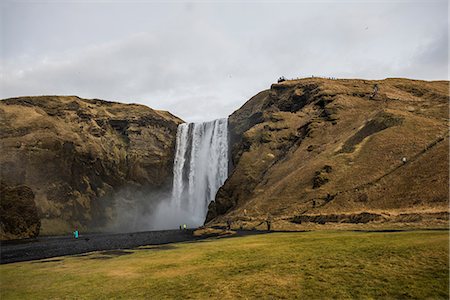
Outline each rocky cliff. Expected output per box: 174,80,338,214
0,96,182,239
206,78,449,229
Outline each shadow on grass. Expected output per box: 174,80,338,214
134,245,178,251
31,259,63,264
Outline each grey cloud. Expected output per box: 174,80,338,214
404,32,449,78
1,1,448,122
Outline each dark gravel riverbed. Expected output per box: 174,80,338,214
0,229,265,264
1,229,204,264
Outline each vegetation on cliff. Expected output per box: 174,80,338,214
207,78,449,228
0,96,182,238
1,77,448,238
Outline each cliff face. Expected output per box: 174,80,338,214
0,182,40,240
0,96,182,239
206,78,449,228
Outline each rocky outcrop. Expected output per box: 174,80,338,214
206,78,449,227
0,181,40,240
0,96,182,238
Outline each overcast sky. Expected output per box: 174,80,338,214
1,0,448,122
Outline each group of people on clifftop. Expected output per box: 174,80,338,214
277,76,381,101
278,75,339,83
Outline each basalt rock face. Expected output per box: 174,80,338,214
206,78,449,227
0,96,182,239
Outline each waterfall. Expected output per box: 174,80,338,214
150,118,228,229
172,118,229,223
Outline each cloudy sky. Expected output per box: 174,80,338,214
1,0,448,122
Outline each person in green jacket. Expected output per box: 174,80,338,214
73,225,79,239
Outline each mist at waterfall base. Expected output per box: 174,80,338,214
106,188,172,233
150,119,229,230
109,119,229,232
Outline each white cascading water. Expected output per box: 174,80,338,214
149,118,228,229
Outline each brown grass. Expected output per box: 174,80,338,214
212,78,449,227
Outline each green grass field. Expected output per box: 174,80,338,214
1,230,448,299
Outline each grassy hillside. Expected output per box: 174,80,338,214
1,230,448,299
207,78,449,229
